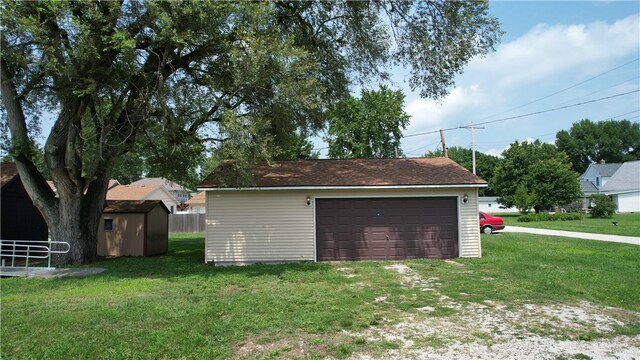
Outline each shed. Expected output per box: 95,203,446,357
98,200,169,257
199,157,487,266
1,162,50,241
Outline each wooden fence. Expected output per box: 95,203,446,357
169,213,206,233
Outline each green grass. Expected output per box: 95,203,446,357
1,233,639,359
496,213,640,237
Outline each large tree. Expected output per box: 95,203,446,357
1,1,501,264
326,85,410,158
556,119,640,174
424,146,500,196
492,140,582,213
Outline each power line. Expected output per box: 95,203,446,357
471,57,640,122
403,89,639,139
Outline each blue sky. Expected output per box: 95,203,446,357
315,0,640,158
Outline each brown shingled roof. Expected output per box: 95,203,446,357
1,162,18,188
106,184,161,200
103,200,169,213
185,191,205,205
199,157,487,189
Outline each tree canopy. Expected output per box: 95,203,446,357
326,85,410,159
492,140,582,213
556,119,640,174
424,146,501,196
1,1,501,264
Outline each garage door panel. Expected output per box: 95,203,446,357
316,197,458,261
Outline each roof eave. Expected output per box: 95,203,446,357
198,183,488,191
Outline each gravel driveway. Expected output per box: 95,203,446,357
343,264,640,360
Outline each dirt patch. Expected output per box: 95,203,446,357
344,263,640,359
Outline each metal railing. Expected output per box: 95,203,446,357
0,240,71,277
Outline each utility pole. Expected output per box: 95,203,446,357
463,125,485,174
439,129,448,158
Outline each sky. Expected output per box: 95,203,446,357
314,0,640,158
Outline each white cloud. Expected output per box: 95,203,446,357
399,13,640,156
468,14,640,88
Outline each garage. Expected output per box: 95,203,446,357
316,197,458,261
199,157,486,266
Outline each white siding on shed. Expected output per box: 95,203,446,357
206,188,481,265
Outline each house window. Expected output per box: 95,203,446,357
170,205,174,214
104,218,113,231
596,177,600,187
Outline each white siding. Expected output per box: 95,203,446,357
147,188,179,214
614,192,640,213
205,188,482,265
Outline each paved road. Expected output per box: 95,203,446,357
503,226,640,245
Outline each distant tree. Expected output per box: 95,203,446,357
424,146,501,195
512,183,536,214
589,194,617,218
274,130,319,161
326,85,410,159
492,140,582,213
556,119,640,173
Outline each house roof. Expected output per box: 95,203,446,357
580,179,598,193
185,191,205,205
199,157,487,189
131,177,191,192
1,162,18,188
106,184,163,200
103,200,169,214
601,160,640,193
582,163,622,178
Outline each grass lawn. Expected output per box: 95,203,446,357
2,233,639,359
496,212,640,237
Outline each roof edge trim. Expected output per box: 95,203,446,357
198,184,488,191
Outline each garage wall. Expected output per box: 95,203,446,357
206,188,481,265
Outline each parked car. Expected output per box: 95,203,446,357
479,212,505,234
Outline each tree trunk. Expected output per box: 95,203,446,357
49,197,98,265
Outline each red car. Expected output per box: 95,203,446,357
479,212,505,234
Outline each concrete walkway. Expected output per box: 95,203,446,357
503,226,640,245
0,267,107,278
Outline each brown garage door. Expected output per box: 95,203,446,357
316,197,458,261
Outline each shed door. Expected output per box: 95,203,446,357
316,197,458,261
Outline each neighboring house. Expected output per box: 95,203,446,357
581,162,622,191
199,157,487,266
185,191,206,214
1,162,51,241
107,184,179,214
601,160,640,213
98,200,169,256
130,178,191,204
478,196,519,213
578,179,599,210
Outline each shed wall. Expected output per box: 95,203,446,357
98,213,145,256
145,205,169,255
206,188,480,265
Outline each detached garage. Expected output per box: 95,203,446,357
199,157,487,266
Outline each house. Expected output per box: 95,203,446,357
106,184,180,214
130,178,191,204
184,191,206,214
478,196,519,213
98,200,169,256
581,162,622,191
601,160,640,213
1,162,50,241
198,157,487,266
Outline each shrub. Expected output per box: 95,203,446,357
590,194,617,218
517,212,581,222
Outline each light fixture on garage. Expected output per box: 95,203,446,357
462,193,469,203
306,195,312,206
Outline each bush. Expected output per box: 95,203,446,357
517,212,581,222
589,194,617,218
